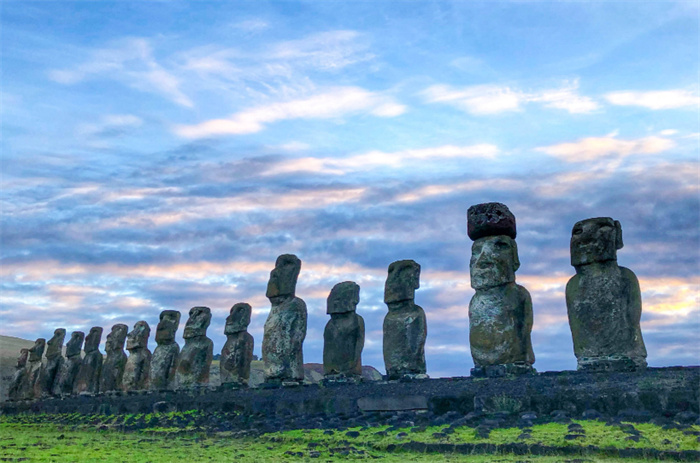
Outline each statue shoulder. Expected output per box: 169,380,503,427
515,283,532,303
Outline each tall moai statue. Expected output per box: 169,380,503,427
323,281,365,380
52,331,84,396
123,321,152,391
35,328,66,397
262,254,307,385
566,217,647,371
25,338,46,399
100,324,128,393
8,348,29,401
467,202,535,377
175,307,213,388
150,310,181,391
220,303,254,387
383,260,427,380
74,326,103,394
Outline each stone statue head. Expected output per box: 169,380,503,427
183,306,211,339
28,338,46,362
470,235,520,290
155,310,181,344
105,324,128,353
46,328,67,359
384,260,421,304
467,202,516,241
266,254,301,299
16,348,29,369
570,217,623,267
225,303,252,335
327,281,360,314
66,331,85,358
84,326,103,353
126,321,150,350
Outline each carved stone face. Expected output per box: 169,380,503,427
155,310,181,344
84,327,103,353
571,217,623,267
225,303,251,334
65,331,85,358
266,254,301,299
28,338,46,362
16,348,29,368
46,328,67,359
126,321,150,350
183,306,211,339
327,281,360,314
105,324,128,352
470,235,519,290
384,260,420,304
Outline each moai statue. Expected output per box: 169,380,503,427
99,324,128,393
25,338,45,399
468,202,535,377
220,303,254,387
262,254,307,385
35,328,66,397
566,217,647,371
8,348,29,401
323,281,365,380
123,321,152,391
175,307,213,388
383,260,427,380
150,310,181,391
74,326,103,395
52,331,84,396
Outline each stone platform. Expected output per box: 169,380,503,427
2,367,698,419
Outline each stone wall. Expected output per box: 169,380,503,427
3,366,697,420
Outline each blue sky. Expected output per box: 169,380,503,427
1,1,698,377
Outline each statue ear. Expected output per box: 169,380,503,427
614,220,623,250
512,239,520,272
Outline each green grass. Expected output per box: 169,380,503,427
0,416,697,462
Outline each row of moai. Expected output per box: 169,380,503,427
8,202,647,401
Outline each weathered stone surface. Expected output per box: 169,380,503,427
74,327,103,395
100,324,128,393
25,339,45,400
221,303,254,386
8,348,29,401
52,331,84,396
150,310,181,391
123,321,152,391
176,307,213,388
263,254,307,384
467,202,516,241
566,217,647,371
383,260,427,379
324,282,364,378
467,203,534,377
36,328,66,397
468,232,535,376
357,395,428,412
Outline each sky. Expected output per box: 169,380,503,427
1,1,698,377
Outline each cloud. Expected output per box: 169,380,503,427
77,114,143,139
269,30,374,70
175,86,406,138
264,144,499,176
536,134,675,162
604,89,700,110
422,80,598,115
49,38,193,108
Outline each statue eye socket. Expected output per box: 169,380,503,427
495,241,509,249
573,228,582,235
599,225,612,232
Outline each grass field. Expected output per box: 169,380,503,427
1,413,698,462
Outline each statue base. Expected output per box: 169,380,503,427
577,355,647,372
471,363,535,378
321,374,362,386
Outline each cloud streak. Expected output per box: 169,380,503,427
605,89,700,110
175,86,405,138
